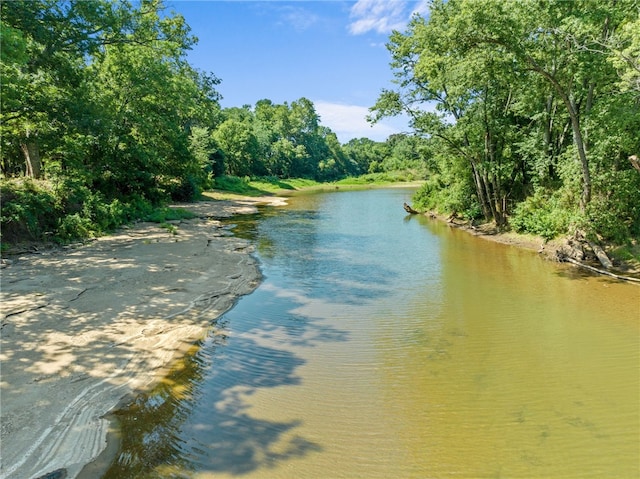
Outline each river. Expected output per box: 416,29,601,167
100,187,639,479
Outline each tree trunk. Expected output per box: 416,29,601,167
490,174,506,227
471,161,492,220
522,56,592,208
567,96,591,208
481,170,499,224
21,141,42,179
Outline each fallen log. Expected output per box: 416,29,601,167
403,202,419,214
556,252,640,283
586,240,613,269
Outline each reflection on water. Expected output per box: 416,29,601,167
101,188,640,479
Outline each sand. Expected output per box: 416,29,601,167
0,196,285,479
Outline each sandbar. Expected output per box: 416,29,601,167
0,196,283,479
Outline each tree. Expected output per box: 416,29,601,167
440,0,636,208
212,119,260,177
371,0,639,234
223,98,352,180
87,0,221,200
343,138,381,173
1,0,136,178
371,6,521,224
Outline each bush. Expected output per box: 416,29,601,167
169,175,202,202
56,213,94,241
586,169,640,243
413,174,479,218
0,179,60,242
0,178,162,245
56,180,129,234
510,188,579,240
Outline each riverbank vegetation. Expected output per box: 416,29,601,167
210,172,423,197
370,0,639,251
1,0,425,247
2,0,638,260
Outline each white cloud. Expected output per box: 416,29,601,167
314,101,408,143
410,0,431,18
348,0,431,35
348,0,408,35
278,6,320,32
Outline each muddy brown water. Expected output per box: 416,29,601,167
97,188,639,478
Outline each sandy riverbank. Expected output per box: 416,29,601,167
0,196,284,479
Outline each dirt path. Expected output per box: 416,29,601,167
0,197,283,479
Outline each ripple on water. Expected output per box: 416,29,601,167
101,188,640,479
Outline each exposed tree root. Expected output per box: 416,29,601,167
556,253,640,284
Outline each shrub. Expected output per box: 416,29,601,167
586,169,640,244
170,175,202,202
56,213,94,241
510,188,579,240
0,179,161,245
413,174,479,218
0,179,60,242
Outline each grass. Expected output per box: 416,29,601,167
144,207,197,223
210,174,424,199
609,242,640,264
335,171,422,185
212,176,322,196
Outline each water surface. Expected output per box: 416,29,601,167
102,188,640,478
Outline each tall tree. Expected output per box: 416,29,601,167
212,118,261,177
87,0,220,199
430,0,635,208
1,0,135,178
371,0,639,228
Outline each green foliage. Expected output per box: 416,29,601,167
55,213,95,242
586,170,640,244
144,207,196,223
342,134,430,178
169,175,202,202
213,175,262,195
609,243,640,264
0,178,197,244
249,177,298,191
212,175,324,196
0,179,59,241
2,0,424,245
370,0,639,244
3,0,636,248
212,118,261,177
510,188,580,241
413,173,479,218
337,171,421,185
212,173,423,197
158,223,179,235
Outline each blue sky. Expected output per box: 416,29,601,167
165,0,429,142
